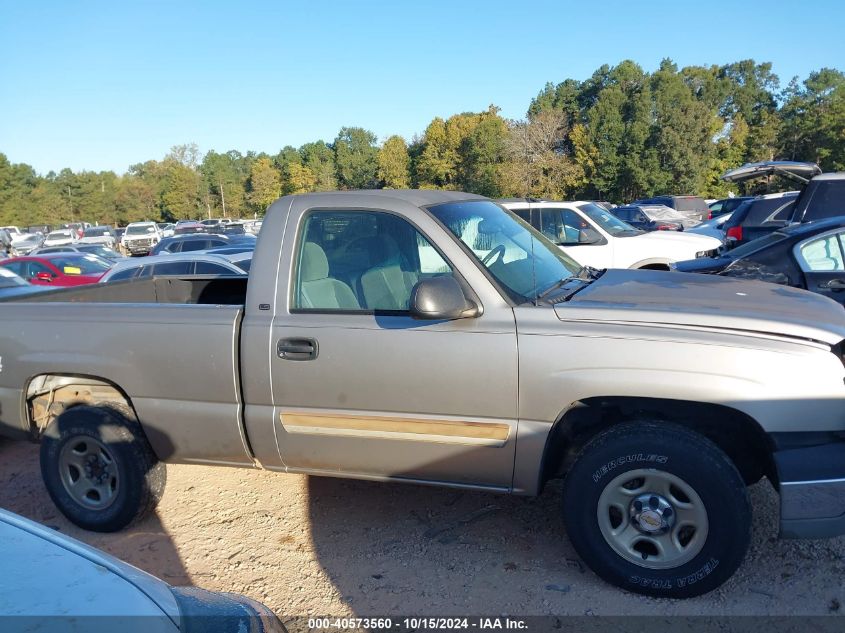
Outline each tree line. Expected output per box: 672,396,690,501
1,58,843,228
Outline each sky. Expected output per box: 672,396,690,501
1,0,843,175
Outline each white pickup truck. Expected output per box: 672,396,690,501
501,199,721,269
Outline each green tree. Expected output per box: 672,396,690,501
247,157,282,212
300,141,337,191
161,160,201,220
377,135,411,188
333,127,378,189
200,150,249,219
779,69,845,170
284,162,317,194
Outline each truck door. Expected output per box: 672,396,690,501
265,198,519,489
795,229,845,307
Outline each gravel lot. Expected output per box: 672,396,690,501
1,438,844,620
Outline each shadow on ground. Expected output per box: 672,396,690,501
304,473,845,616
0,439,191,585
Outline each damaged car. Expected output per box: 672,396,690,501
671,217,845,305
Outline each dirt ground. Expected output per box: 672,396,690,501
1,438,844,620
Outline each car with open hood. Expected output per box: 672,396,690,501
721,161,845,243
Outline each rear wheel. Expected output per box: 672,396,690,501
562,422,751,598
40,403,166,532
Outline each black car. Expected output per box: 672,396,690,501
672,217,845,306
150,233,256,256
611,204,692,231
630,195,711,222
722,192,799,247
707,196,753,219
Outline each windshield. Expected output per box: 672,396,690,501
18,235,40,244
47,231,71,240
84,227,109,237
126,225,156,235
51,255,111,275
577,203,640,236
428,200,581,303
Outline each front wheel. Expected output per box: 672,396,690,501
562,422,751,598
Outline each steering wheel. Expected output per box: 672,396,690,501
481,244,506,267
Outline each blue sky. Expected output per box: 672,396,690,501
1,0,843,174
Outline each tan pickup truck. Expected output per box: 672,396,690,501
2,190,845,598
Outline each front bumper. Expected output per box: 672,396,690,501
125,242,153,254
775,439,845,539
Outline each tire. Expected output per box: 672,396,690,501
40,403,166,532
562,422,751,598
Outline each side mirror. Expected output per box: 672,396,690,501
409,276,479,320
578,228,602,245
36,272,54,282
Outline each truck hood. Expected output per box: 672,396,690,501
555,268,845,345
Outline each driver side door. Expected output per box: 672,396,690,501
796,230,845,306
268,204,519,489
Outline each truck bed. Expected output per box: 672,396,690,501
0,276,248,306
0,275,252,465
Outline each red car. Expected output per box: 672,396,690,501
0,253,111,286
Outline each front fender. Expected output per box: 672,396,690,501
511,319,845,494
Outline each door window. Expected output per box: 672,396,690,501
180,240,209,252
27,261,54,280
1,261,25,276
540,208,592,245
107,267,140,282
195,262,238,275
510,208,531,223
293,210,452,312
798,233,845,271
153,261,194,275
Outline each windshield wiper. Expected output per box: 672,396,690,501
536,266,605,303
536,276,577,302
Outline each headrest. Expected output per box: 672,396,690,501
300,242,329,281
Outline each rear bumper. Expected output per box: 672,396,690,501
775,440,845,539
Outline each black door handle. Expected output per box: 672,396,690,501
277,337,318,361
